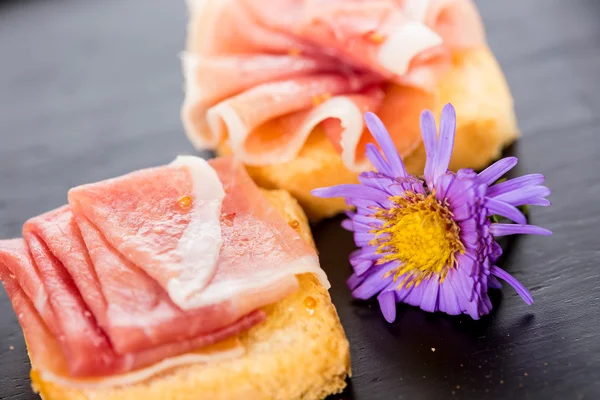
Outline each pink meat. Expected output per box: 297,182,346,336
74,213,262,354
0,238,266,378
67,157,324,338
183,0,485,171
19,232,119,377
0,156,326,379
206,73,380,152
24,206,109,331
0,261,70,377
68,163,213,306
184,158,327,307
0,239,58,336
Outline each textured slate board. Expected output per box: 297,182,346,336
0,0,599,399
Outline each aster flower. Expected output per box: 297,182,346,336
312,104,551,321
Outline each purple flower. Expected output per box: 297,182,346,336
312,104,551,321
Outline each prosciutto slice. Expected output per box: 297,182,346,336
22,206,251,356
0,156,326,380
0,238,264,378
182,0,485,171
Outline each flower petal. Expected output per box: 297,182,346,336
434,173,455,202
347,273,364,291
490,223,552,237
493,185,551,207
446,269,479,318
351,262,397,299
358,172,398,195
394,283,413,303
488,276,503,289
485,197,527,225
346,197,379,214
491,266,533,305
490,241,503,261
420,278,440,312
439,281,461,315
350,246,380,261
352,214,381,227
420,109,437,188
452,202,472,221
457,252,477,277
364,112,407,178
487,174,545,197
477,157,518,185
354,231,376,247
353,260,374,276
341,218,354,231
432,104,457,182
377,291,397,323
404,283,426,307
365,143,393,177
312,184,389,202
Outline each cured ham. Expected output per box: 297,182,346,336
182,0,485,171
1,237,264,378
0,156,326,382
69,156,225,311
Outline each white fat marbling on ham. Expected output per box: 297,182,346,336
181,255,327,308
181,55,222,149
403,0,430,22
182,0,486,170
166,156,225,310
33,287,49,316
377,21,443,77
207,94,374,170
38,343,244,390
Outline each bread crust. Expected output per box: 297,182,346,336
217,47,518,222
31,189,350,400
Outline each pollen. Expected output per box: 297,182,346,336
371,192,464,287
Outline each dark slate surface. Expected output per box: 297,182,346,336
1,0,599,399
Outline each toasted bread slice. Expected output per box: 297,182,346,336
30,189,350,400
217,47,518,222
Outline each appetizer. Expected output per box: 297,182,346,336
182,0,519,221
0,156,350,400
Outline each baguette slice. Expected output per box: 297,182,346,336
30,189,350,400
217,47,518,222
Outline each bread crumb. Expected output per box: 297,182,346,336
431,348,436,352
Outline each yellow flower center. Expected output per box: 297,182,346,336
371,192,465,288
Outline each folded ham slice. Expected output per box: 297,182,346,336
69,156,225,310
0,237,264,378
182,0,485,171
0,251,258,383
0,156,327,381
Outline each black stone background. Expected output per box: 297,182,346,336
1,0,599,399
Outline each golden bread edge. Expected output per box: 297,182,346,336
30,189,351,400
217,47,519,222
